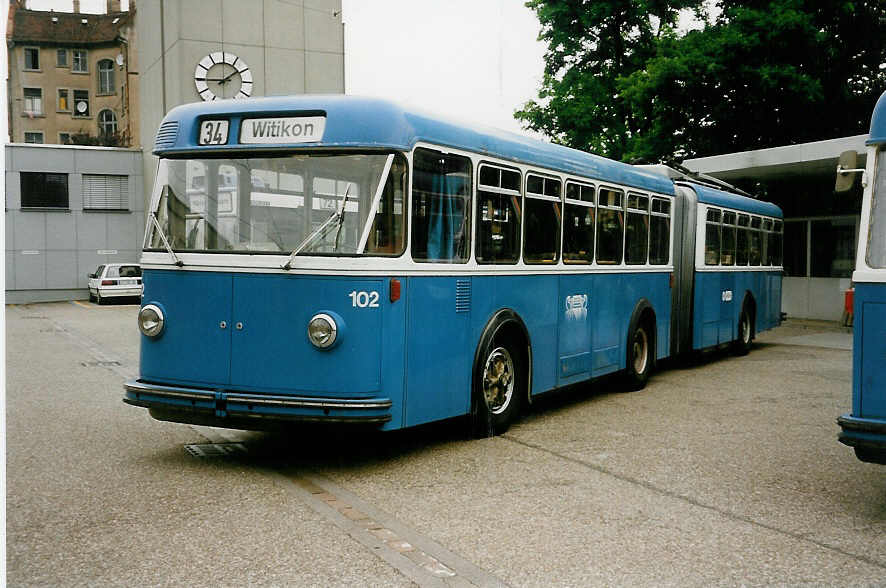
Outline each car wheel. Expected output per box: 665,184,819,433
97,292,105,305
472,336,523,437
625,321,652,391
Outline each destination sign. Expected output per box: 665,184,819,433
240,116,326,144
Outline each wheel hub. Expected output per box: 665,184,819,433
483,347,514,415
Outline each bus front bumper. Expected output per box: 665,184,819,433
837,414,886,463
124,380,393,429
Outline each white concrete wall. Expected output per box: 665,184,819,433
783,276,853,322
5,144,146,303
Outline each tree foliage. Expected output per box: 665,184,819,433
518,0,886,162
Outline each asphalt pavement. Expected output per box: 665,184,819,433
6,303,884,586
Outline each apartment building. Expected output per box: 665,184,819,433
7,0,139,147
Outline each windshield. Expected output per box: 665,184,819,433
869,148,886,268
147,153,407,256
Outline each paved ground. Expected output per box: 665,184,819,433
6,303,885,586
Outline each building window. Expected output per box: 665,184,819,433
23,88,43,116
20,172,69,208
57,88,70,111
24,47,39,70
82,174,129,210
72,90,89,117
57,49,68,67
72,49,88,72
98,109,117,136
59,132,72,144
98,59,115,94
24,132,44,144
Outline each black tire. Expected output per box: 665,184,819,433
97,292,105,305
733,305,753,356
88,292,95,303
471,335,524,437
625,321,652,391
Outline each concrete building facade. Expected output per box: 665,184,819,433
5,143,145,303
7,0,140,147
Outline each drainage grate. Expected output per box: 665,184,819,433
185,443,247,458
81,360,121,367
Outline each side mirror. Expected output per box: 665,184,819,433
836,150,866,193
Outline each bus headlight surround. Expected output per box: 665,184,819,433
307,312,340,349
138,304,165,338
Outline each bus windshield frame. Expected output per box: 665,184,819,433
867,147,886,269
145,151,408,258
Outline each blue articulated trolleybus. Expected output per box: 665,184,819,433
125,96,783,436
838,90,886,464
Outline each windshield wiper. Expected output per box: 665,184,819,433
282,184,353,270
148,211,183,266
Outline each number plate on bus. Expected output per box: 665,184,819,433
199,120,229,145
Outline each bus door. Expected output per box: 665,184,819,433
229,273,384,395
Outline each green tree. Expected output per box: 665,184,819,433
520,0,886,162
516,0,701,161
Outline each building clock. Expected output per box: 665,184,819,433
194,52,253,101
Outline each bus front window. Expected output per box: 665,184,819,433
868,148,886,268
148,152,407,257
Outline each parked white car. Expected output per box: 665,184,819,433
87,263,143,304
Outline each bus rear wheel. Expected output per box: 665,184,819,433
733,306,753,356
625,322,652,391
472,338,523,437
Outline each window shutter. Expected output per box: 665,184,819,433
82,174,128,210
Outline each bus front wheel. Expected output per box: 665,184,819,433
472,336,523,437
625,321,652,391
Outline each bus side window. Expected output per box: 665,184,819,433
596,187,624,264
736,214,750,265
721,211,736,265
523,173,561,264
411,149,472,263
761,218,773,266
749,216,762,265
477,164,521,264
649,197,670,264
366,155,407,256
563,181,595,264
705,208,722,265
625,192,649,265
769,220,783,266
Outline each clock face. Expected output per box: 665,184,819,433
194,52,253,101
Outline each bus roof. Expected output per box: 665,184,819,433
868,90,886,146
153,95,676,195
683,181,783,218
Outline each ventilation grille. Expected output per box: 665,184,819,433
154,120,179,150
455,279,471,313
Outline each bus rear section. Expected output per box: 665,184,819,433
678,183,784,354
838,90,886,464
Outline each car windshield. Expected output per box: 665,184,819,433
146,152,407,256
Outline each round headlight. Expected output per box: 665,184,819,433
138,304,165,337
307,313,337,349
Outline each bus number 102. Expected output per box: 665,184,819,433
349,290,379,308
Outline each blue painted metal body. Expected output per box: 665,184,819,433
837,90,886,461
692,271,783,349
135,269,672,429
